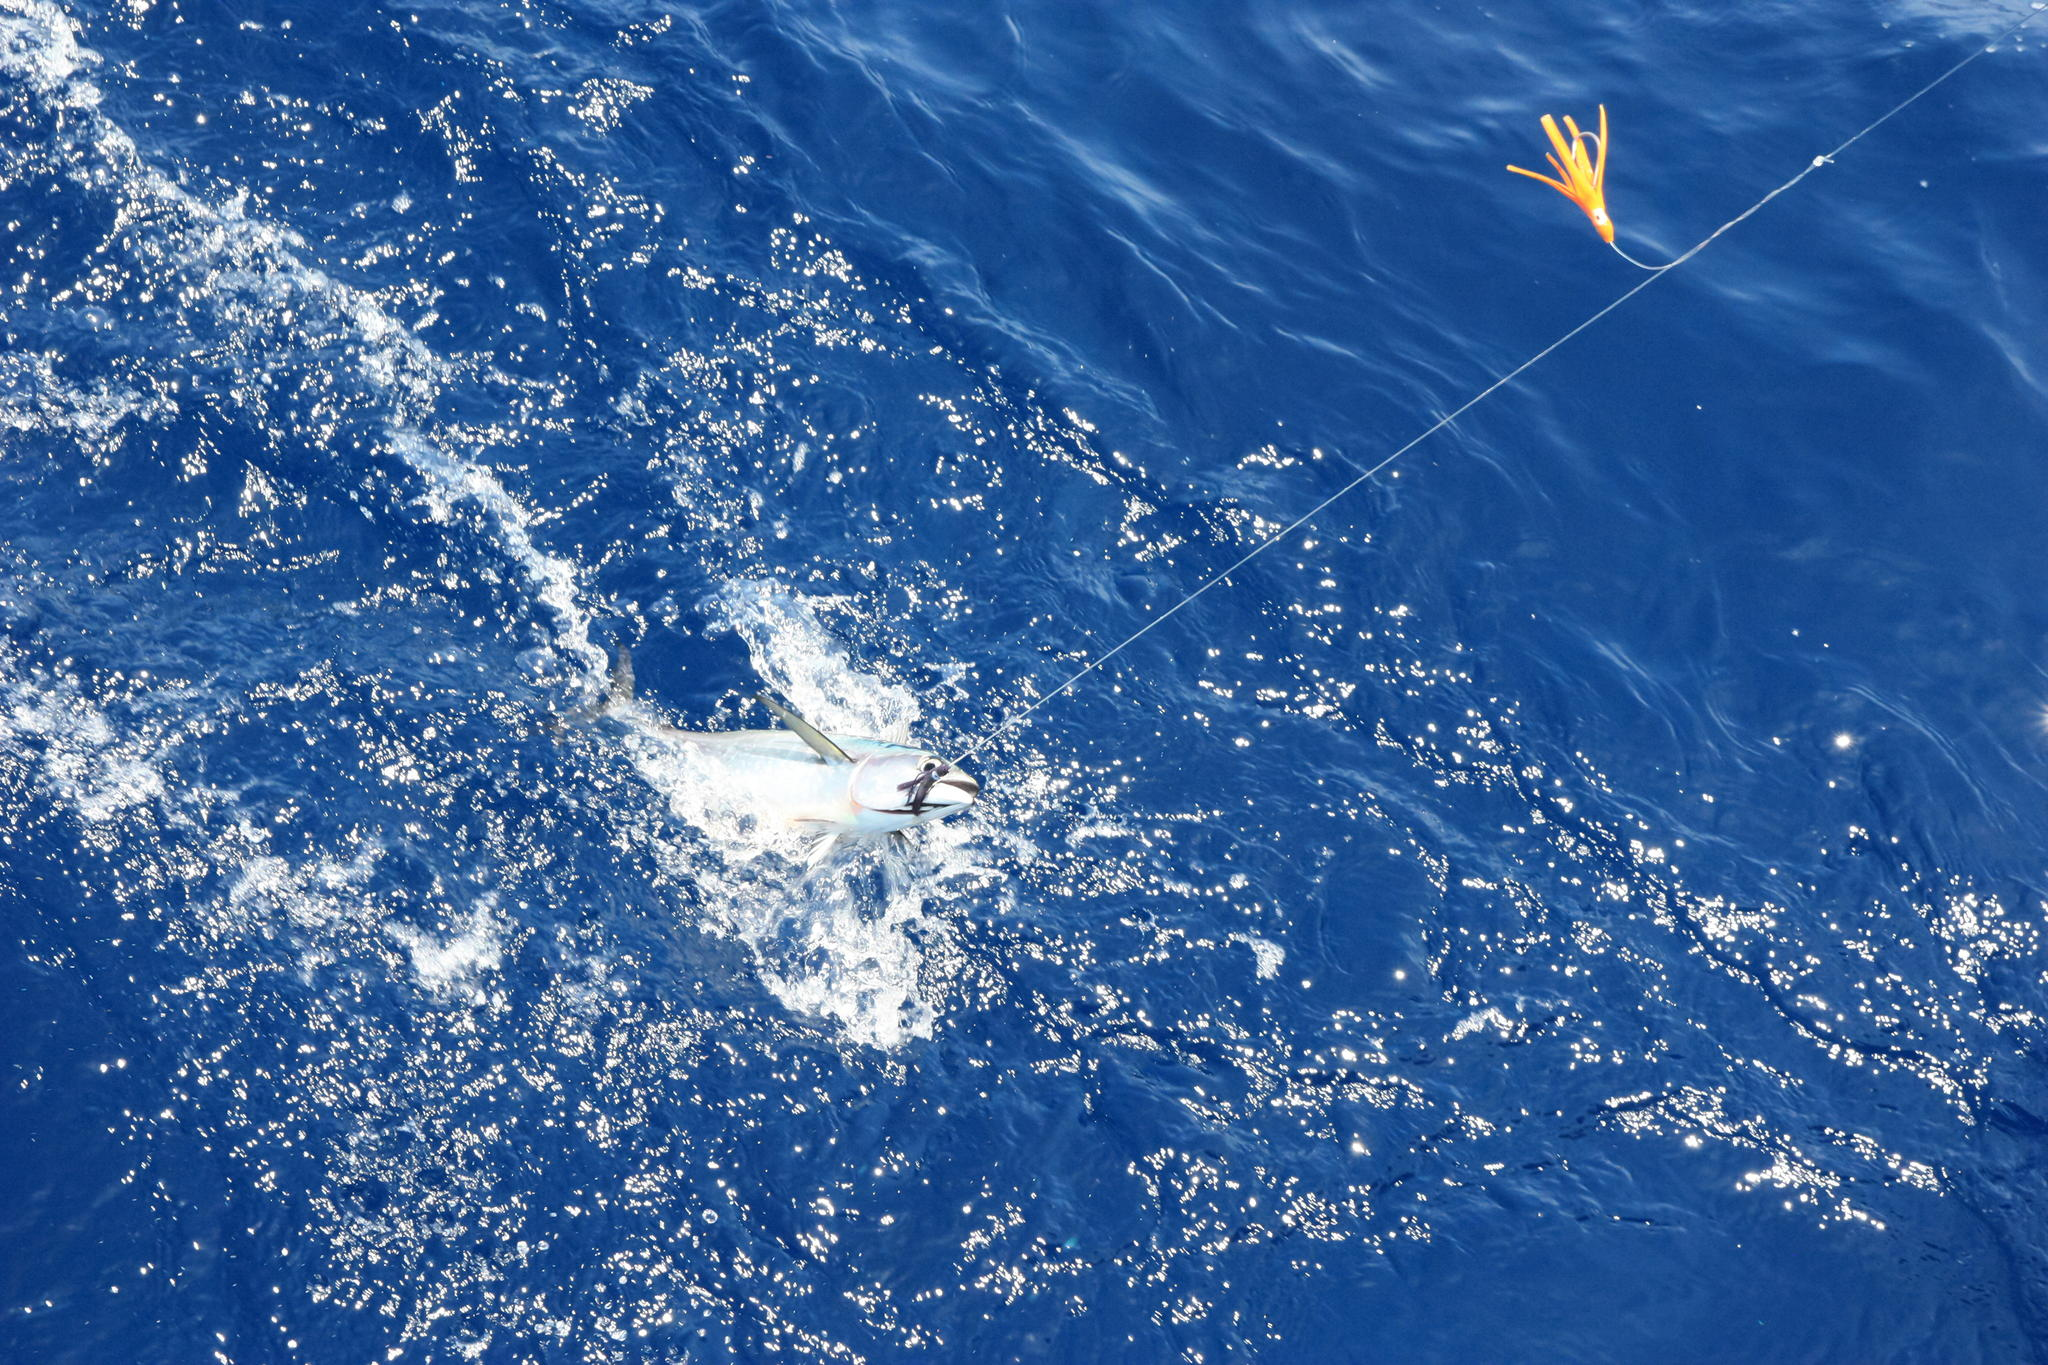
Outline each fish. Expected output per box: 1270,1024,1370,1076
582,647,980,841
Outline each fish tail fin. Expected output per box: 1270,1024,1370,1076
555,645,635,735
607,646,635,703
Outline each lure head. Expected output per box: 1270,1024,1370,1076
1588,204,1615,244
848,750,980,832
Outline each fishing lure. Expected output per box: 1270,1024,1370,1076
1506,104,1614,244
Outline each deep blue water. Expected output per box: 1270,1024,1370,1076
2,0,2046,1359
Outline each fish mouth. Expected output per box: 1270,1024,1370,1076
942,774,981,801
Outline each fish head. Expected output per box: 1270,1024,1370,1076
850,750,980,830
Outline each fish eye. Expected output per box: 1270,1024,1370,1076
920,759,938,773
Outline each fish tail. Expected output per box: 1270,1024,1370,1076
607,646,635,703
554,644,635,735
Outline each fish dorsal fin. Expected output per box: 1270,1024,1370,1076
758,691,854,764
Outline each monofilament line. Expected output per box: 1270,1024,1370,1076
958,3,2046,762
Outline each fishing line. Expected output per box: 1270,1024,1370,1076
1608,241,1670,272
955,4,2044,763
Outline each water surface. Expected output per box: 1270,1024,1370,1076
2,0,2045,1359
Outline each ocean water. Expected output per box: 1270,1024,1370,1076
2,0,2045,1359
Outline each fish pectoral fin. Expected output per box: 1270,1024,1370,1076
805,833,850,868
758,691,855,764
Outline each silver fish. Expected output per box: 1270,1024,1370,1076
587,648,980,839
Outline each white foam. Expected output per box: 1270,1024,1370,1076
705,579,925,742
0,684,166,823
0,353,170,446
1230,932,1285,980
391,431,605,676
386,896,507,1001
0,1,93,97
